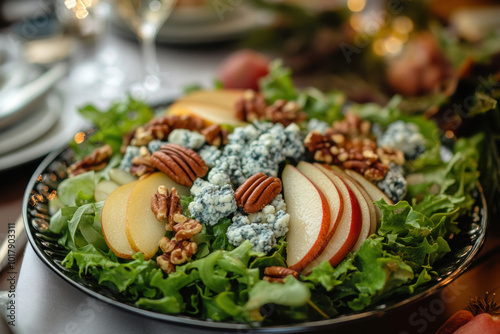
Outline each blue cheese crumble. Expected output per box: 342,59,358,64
207,121,306,187
190,178,212,197
377,163,407,203
147,139,167,153
378,121,426,160
188,184,237,226
167,129,206,150
230,193,290,248
119,146,141,171
242,133,284,177
228,124,260,146
227,216,276,253
283,123,305,160
208,155,246,186
307,118,330,134
197,145,221,168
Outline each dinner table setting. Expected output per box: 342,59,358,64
0,0,500,333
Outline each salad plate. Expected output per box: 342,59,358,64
23,130,488,331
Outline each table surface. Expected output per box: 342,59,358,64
1,27,500,334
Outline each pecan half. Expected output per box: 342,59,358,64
200,124,228,148
67,144,112,177
151,186,182,231
263,266,299,283
234,173,282,213
150,144,208,186
266,99,307,127
234,89,267,122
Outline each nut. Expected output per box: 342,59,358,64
147,115,205,137
234,89,267,122
151,186,182,231
266,99,307,127
121,130,136,154
150,143,208,186
130,146,155,177
153,190,202,274
130,127,155,146
304,116,391,181
159,237,177,253
129,115,206,147
234,173,282,213
331,112,373,139
170,241,197,265
263,266,299,283
157,253,175,274
173,218,203,240
200,124,228,148
67,144,112,177
377,146,405,166
304,130,335,164
264,266,299,278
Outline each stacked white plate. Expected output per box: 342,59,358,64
0,38,70,171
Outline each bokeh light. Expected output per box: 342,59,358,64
393,16,414,35
347,0,366,13
74,132,86,144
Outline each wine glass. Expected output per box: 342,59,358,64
64,0,126,103
115,0,177,99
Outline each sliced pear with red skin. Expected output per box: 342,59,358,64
334,168,377,234
296,161,344,240
282,165,332,272
126,172,190,260
101,180,138,259
329,165,374,251
303,164,363,271
344,169,393,223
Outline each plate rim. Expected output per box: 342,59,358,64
22,145,489,332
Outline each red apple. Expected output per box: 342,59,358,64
301,164,362,274
217,49,269,91
282,165,331,272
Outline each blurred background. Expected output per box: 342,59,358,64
0,0,499,213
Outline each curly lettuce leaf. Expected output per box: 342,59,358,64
406,136,480,216
57,171,97,207
71,96,154,158
244,276,310,313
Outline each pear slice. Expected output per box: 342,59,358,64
101,181,138,259
282,165,331,272
126,173,189,260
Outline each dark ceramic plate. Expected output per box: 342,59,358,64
23,145,488,333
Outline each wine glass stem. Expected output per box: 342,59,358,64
141,34,157,80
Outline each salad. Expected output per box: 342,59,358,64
47,62,482,325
